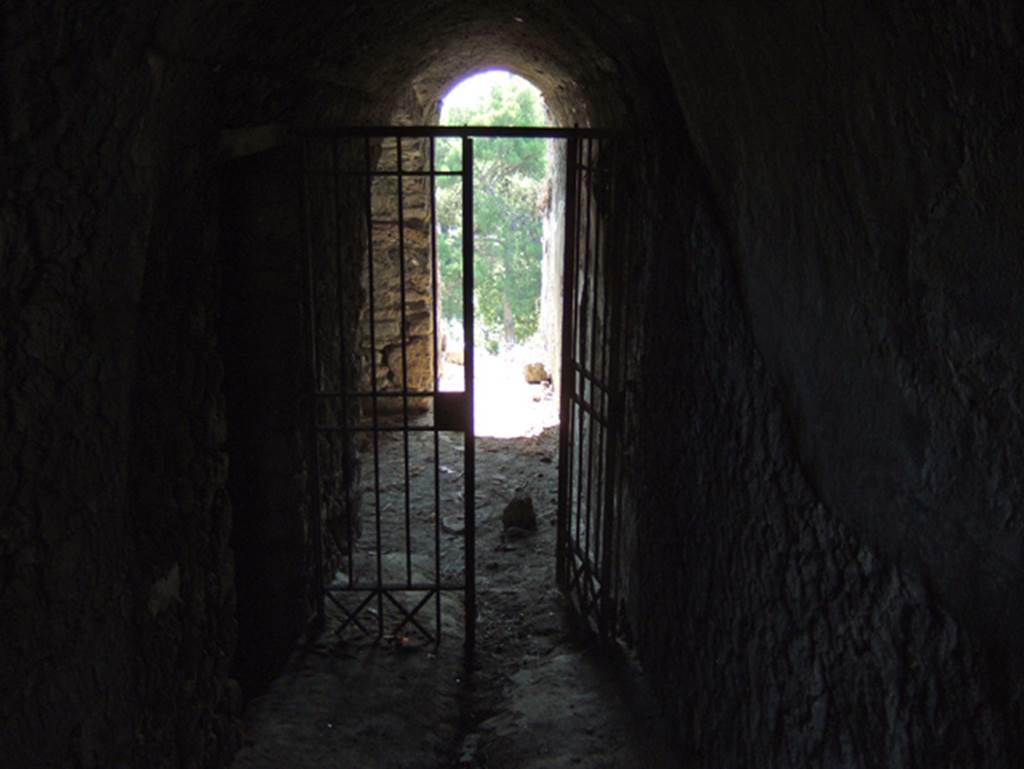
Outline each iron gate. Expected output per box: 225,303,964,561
301,129,477,648
556,135,631,645
300,126,623,650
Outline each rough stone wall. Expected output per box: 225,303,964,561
620,1,1024,765
1,5,242,767
629,142,1024,764
219,148,310,696
130,139,241,769
300,135,377,577
360,138,436,411
652,0,1024,648
2,2,374,764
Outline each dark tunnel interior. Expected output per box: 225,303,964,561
4,1,1024,767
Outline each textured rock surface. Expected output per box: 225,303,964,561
502,493,538,532
523,362,550,384
362,139,436,408
622,4,1024,760
652,0,1024,653
218,148,311,697
629,165,1024,764
2,5,241,767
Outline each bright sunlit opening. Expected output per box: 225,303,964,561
440,70,549,125
436,70,557,438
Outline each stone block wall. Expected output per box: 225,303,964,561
359,138,437,413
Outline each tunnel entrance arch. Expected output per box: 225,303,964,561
299,125,628,650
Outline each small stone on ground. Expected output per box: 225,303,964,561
501,492,537,531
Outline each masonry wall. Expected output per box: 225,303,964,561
219,148,311,696
622,1,1024,765
1,4,366,765
1,6,242,765
360,138,436,411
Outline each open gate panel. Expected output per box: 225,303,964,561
300,130,476,647
556,135,630,646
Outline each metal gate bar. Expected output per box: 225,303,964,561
301,126,612,139
364,134,385,638
556,135,629,644
430,136,443,639
555,135,578,591
396,136,412,589
301,130,477,647
300,140,326,628
574,137,592,607
462,137,477,651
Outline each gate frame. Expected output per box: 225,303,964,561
298,125,614,651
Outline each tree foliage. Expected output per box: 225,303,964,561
436,75,548,352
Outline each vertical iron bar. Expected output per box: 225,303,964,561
301,139,326,631
573,138,590,573
462,136,476,651
430,136,442,641
583,137,599,613
332,138,355,591
604,139,627,642
595,200,610,629
365,136,385,638
594,138,609,632
556,136,579,590
592,139,613,637
397,137,413,588
572,137,586,594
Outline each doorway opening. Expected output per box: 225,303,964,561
436,70,561,439
299,116,628,652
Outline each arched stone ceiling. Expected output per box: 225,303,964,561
154,0,660,129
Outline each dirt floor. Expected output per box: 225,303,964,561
231,360,678,769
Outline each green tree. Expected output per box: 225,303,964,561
436,75,548,352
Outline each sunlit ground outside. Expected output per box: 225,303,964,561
439,345,558,439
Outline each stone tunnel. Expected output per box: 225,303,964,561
4,1,1024,767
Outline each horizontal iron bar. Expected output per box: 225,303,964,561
316,390,460,399
299,125,614,140
569,393,609,426
325,583,466,592
303,169,463,178
315,424,453,434
572,362,612,390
